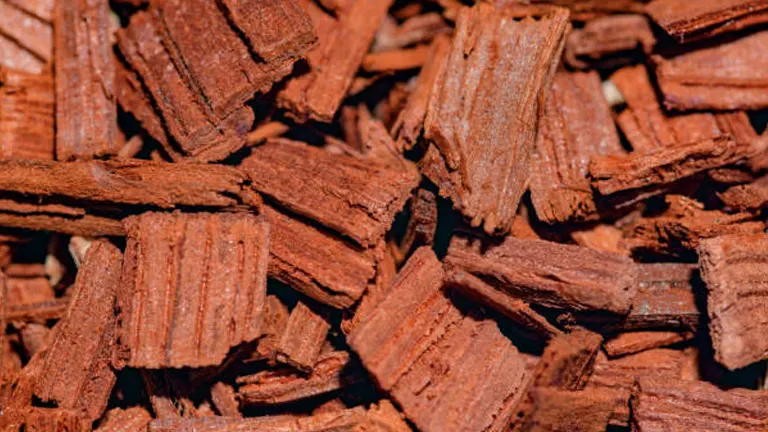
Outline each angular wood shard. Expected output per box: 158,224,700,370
277,0,393,122
445,236,638,314
275,300,331,372
264,205,377,309
242,138,419,247
54,0,117,160
424,4,569,234
118,0,315,161
35,241,121,421
646,0,768,42
589,136,755,196
632,377,768,431
0,67,54,160
565,14,655,69
349,247,528,432
653,31,768,111
698,234,768,370
0,159,258,209
115,212,269,368
529,70,624,223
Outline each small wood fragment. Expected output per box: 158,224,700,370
698,233,768,370
115,212,269,368
362,45,430,72
210,383,241,418
398,188,438,257
604,331,692,357
719,173,768,211
565,14,655,69
249,294,290,363
275,300,331,372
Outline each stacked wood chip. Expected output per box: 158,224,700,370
2,1,768,431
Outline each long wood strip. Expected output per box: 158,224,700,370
632,377,768,431
423,3,569,234
275,300,331,372
530,70,624,223
242,138,419,247
646,0,768,42
277,0,393,122
698,234,768,370
54,0,116,160
0,159,258,209
445,235,638,314
604,331,692,357
115,212,269,368
0,67,54,160
35,241,121,421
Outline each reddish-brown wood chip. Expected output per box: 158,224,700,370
0,0,52,65
632,377,768,431
565,14,655,69
424,4,568,234
529,0,647,21
646,0,768,42
242,138,419,248
516,387,616,432
719,173,768,211
115,212,269,368
249,294,290,364
54,0,116,161
349,247,528,432
95,407,152,432
275,300,331,372
530,70,624,223
210,382,241,418
653,31,768,111
34,241,121,420
0,67,54,160
604,331,692,357
445,235,638,314
698,234,768,370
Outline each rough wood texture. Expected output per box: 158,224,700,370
529,70,624,223
0,209,125,237
242,138,419,247
516,387,615,432
238,351,362,405
115,212,269,368
34,241,120,421
95,407,152,432
632,377,768,431
646,0,768,42
653,31,768,111
529,0,648,20
0,0,52,65
0,34,46,74
54,0,116,160
565,14,655,69
0,159,258,209
249,294,289,364
604,331,692,357
424,4,568,234
349,247,528,432
399,188,438,256
264,205,377,309
0,67,54,160
719,173,768,211
589,136,755,196
118,0,315,161
699,234,768,370
277,0,392,122
275,300,331,372
445,235,638,314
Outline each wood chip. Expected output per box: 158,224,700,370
95,407,152,432
54,0,117,160
719,173,768,211
646,0,768,42
249,294,290,364
275,300,331,372
242,138,419,247
423,4,569,234
515,387,615,432
604,331,692,357
362,45,430,72
565,14,655,69
632,377,768,431
277,0,392,122
348,247,528,432
529,70,624,223
445,235,638,314
210,383,241,418
699,233,768,370
0,67,54,160
115,212,269,368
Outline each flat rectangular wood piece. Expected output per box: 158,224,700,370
348,247,528,432
565,14,655,69
604,331,692,357
646,0,768,42
698,233,768,370
653,31,768,111
423,3,569,234
54,0,117,160
115,212,269,368
529,70,624,223
277,0,393,122
445,235,638,314
275,300,331,372
0,159,258,209
0,67,54,160
264,205,377,309
34,241,121,421
632,377,768,431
